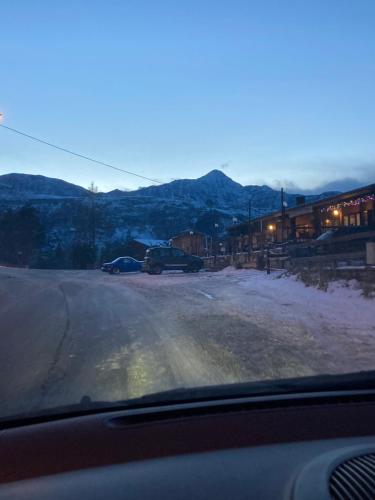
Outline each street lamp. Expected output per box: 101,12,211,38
267,223,276,244
333,209,340,217
232,217,238,224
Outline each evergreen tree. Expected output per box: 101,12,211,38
0,206,44,266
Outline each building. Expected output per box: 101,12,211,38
314,184,375,233
170,230,207,256
227,183,375,252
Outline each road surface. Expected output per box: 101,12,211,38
0,266,374,418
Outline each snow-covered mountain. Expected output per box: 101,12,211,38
103,169,336,216
0,173,88,199
0,170,337,244
132,170,246,209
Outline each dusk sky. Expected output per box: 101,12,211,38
0,0,374,193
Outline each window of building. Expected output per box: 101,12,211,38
363,210,369,225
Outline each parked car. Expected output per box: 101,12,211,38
143,246,203,275
101,257,143,274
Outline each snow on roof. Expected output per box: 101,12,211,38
133,238,169,247
172,229,206,238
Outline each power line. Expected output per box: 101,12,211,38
0,123,259,221
0,123,162,184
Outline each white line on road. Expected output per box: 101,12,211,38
197,290,214,300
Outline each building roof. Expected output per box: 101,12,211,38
227,182,375,233
133,238,169,247
171,230,206,238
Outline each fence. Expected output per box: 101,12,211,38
203,244,374,275
202,251,285,271
285,250,366,272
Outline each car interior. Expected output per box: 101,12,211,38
1,373,375,499
1,2,375,499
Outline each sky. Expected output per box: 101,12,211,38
0,0,374,193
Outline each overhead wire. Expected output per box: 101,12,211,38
0,123,162,185
0,122,262,221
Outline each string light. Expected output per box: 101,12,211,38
321,194,375,213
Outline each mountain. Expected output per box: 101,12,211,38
0,173,89,199
0,171,338,249
102,169,336,216
134,170,245,207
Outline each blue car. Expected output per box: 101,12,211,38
101,257,143,274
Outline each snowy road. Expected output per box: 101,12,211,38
0,266,374,418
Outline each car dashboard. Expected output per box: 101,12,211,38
1,390,375,499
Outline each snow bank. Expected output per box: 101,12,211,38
220,267,374,333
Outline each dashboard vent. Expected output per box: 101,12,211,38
330,453,375,500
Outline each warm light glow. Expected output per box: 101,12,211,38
268,224,275,231
333,209,340,217
325,219,331,225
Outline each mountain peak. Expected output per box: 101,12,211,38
199,169,231,181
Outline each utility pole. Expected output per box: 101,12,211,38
214,222,219,265
266,246,271,275
88,182,98,267
281,187,285,244
248,198,252,257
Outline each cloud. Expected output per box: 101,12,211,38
309,178,366,193
270,162,375,194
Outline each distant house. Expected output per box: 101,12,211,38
125,238,169,260
171,230,207,256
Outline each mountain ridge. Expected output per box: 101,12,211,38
0,170,338,206
0,173,88,199
0,170,339,246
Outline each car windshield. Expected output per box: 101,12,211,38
0,1,374,422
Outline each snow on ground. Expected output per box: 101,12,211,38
124,266,375,376
124,266,374,339
1,265,375,414
219,267,374,334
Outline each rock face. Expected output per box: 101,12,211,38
0,171,337,245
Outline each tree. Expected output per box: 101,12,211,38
71,243,96,269
0,206,44,266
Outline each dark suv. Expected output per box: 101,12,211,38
143,247,203,275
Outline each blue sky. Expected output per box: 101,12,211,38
0,0,374,193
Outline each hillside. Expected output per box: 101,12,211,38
0,173,89,199
0,171,338,247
